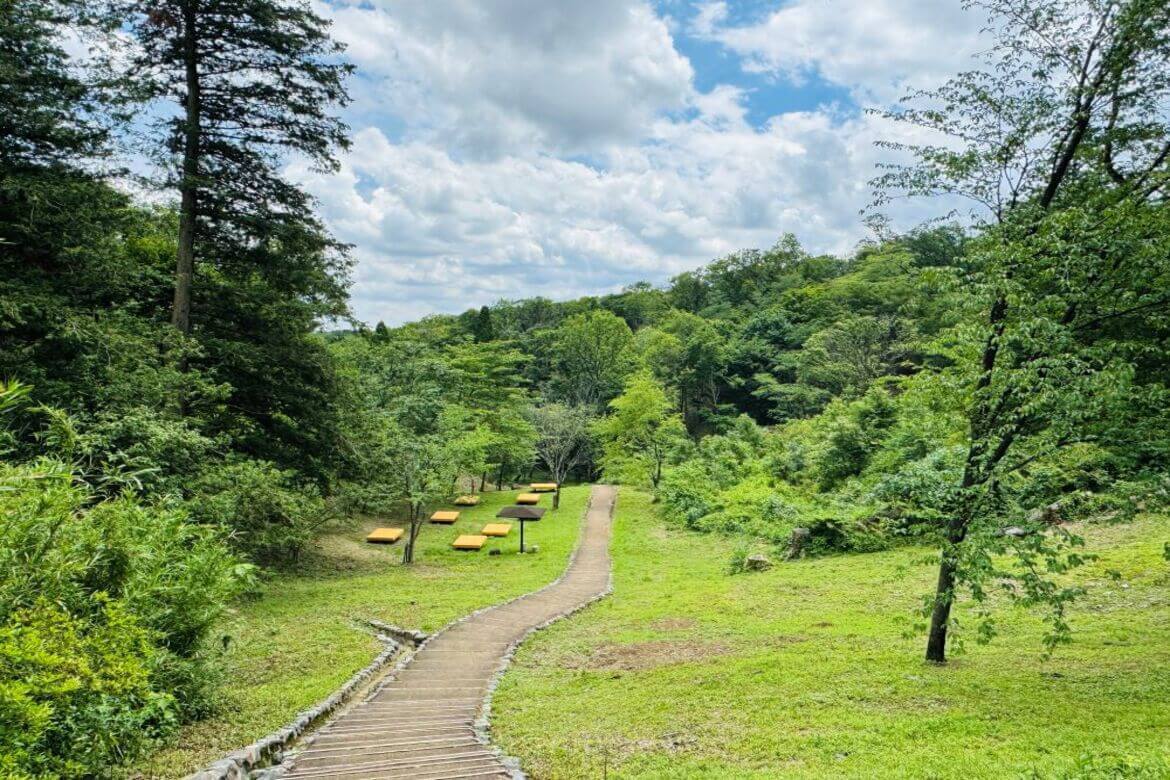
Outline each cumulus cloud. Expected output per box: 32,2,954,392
693,0,987,103
292,0,982,324
293,104,938,325
323,0,694,157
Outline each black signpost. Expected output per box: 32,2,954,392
497,506,546,553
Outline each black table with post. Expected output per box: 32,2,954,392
496,505,547,552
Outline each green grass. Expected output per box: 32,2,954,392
139,485,589,779
492,490,1170,779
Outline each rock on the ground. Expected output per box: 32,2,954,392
745,553,772,571
787,527,811,560
1027,502,1063,524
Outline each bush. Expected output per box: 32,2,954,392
725,541,752,575
871,445,966,529
658,461,718,529
78,408,218,495
0,601,174,779
802,517,892,555
0,457,248,775
189,459,330,566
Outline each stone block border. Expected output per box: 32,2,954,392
185,640,402,780
184,622,429,780
475,488,617,779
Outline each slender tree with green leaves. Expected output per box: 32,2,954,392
528,404,594,509
595,372,686,491
874,0,1170,663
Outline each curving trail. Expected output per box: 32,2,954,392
280,485,616,780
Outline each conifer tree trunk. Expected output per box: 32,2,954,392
172,0,200,335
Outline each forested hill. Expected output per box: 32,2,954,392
356,225,1170,559
384,228,967,432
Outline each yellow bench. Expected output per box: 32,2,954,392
530,483,558,492
454,495,480,506
366,528,404,544
430,510,460,524
481,523,511,537
516,493,541,505
452,534,488,550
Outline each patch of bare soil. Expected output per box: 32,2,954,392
650,616,697,631
577,640,731,671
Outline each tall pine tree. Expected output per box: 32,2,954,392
0,0,112,171
127,0,353,334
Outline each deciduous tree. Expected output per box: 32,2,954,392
550,310,635,408
595,372,686,491
528,404,594,509
875,0,1170,663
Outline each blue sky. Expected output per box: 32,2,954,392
293,0,988,325
662,0,856,121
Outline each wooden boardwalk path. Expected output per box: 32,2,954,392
280,485,616,780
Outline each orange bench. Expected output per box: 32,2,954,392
430,510,460,524
366,528,404,544
452,534,488,550
481,523,511,537
515,493,541,505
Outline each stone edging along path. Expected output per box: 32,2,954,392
256,484,616,780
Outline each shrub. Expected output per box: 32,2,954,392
658,461,718,529
0,457,247,775
189,459,330,566
0,601,174,779
871,445,966,529
78,408,218,495
725,541,752,575
802,517,892,555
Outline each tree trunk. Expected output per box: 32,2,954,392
172,0,201,336
497,464,504,491
925,495,975,662
553,483,561,509
480,471,487,493
403,507,421,564
925,555,958,662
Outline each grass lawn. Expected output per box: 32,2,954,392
492,490,1170,779
138,485,590,779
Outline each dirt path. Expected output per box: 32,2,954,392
280,485,616,780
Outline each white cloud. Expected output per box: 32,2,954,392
324,0,694,157
293,107,939,325
289,0,978,325
695,0,987,103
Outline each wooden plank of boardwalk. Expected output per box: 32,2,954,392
282,485,616,780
